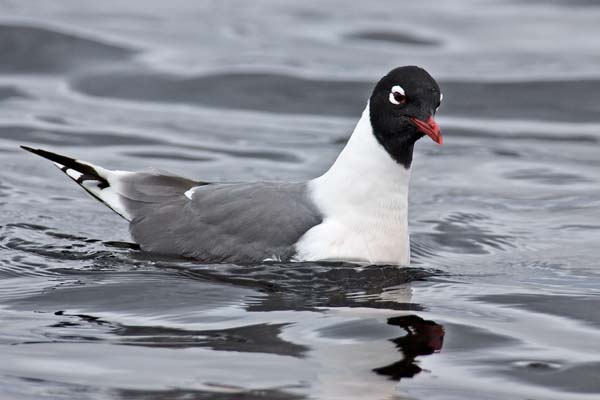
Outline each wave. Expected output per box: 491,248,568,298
0,23,135,74
71,70,600,123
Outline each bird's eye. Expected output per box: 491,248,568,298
389,85,406,105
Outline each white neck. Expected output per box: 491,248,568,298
295,103,412,265
315,103,411,194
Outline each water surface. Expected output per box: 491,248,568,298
1,1,600,399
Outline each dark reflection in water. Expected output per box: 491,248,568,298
48,311,308,356
43,310,446,388
117,388,304,400
25,251,445,391
373,315,445,381
213,263,436,311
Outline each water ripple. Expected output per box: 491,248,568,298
0,23,135,74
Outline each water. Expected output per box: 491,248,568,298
1,0,600,399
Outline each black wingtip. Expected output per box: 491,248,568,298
21,145,54,160
20,145,37,153
21,145,52,159
20,145,74,166
20,145,110,189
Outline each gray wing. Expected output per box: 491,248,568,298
125,180,322,263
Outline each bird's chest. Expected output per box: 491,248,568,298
294,205,410,265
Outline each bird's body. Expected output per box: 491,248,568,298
23,66,443,265
294,104,411,265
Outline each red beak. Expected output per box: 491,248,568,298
410,116,442,145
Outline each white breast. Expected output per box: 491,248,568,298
294,103,411,265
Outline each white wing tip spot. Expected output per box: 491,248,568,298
184,188,196,200
64,168,83,180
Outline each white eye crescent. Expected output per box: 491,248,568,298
389,85,406,105
436,92,443,112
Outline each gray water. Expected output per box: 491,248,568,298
1,1,600,399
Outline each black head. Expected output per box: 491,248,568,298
369,66,443,169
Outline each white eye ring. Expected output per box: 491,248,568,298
389,85,406,105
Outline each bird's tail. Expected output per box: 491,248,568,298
21,145,133,220
21,146,203,222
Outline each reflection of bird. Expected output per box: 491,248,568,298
22,66,443,265
373,315,445,380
